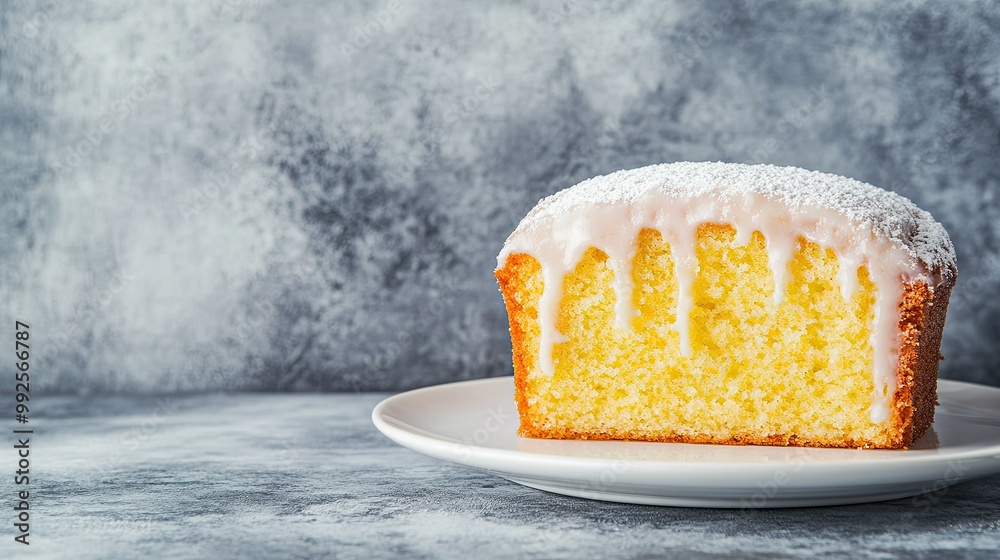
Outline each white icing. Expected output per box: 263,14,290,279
497,163,958,425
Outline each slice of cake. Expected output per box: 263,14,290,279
495,162,956,449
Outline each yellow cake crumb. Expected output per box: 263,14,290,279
503,224,899,447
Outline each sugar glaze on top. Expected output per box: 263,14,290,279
497,162,957,424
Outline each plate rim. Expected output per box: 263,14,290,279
373,376,1000,469
372,377,1000,506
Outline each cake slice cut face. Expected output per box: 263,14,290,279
495,162,957,449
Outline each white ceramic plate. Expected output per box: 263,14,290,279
372,377,1000,508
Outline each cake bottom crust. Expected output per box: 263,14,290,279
518,426,897,450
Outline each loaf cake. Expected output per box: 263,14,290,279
495,162,956,449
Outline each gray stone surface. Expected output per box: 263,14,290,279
2,393,999,559
2,0,1000,392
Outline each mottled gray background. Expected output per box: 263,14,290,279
2,0,998,393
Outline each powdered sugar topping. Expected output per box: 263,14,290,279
502,162,956,279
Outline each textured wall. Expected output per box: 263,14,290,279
2,0,998,393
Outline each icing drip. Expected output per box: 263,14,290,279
537,263,570,378
869,261,906,424
655,204,697,358
669,232,697,357
836,253,864,302
497,163,957,425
